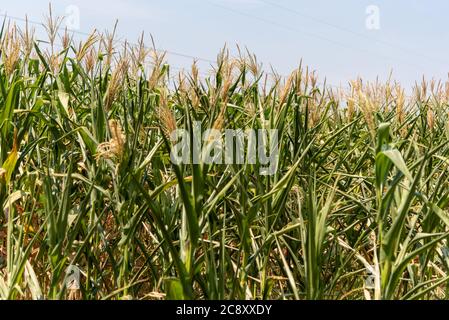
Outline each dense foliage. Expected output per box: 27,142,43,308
1,17,449,300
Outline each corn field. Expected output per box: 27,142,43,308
1,15,449,300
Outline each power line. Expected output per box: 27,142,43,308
258,0,448,67
1,12,345,90
1,13,217,65
204,0,429,72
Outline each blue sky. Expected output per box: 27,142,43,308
2,0,449,88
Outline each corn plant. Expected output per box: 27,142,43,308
0,14,449,300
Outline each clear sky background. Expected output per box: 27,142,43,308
2,0,448,89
